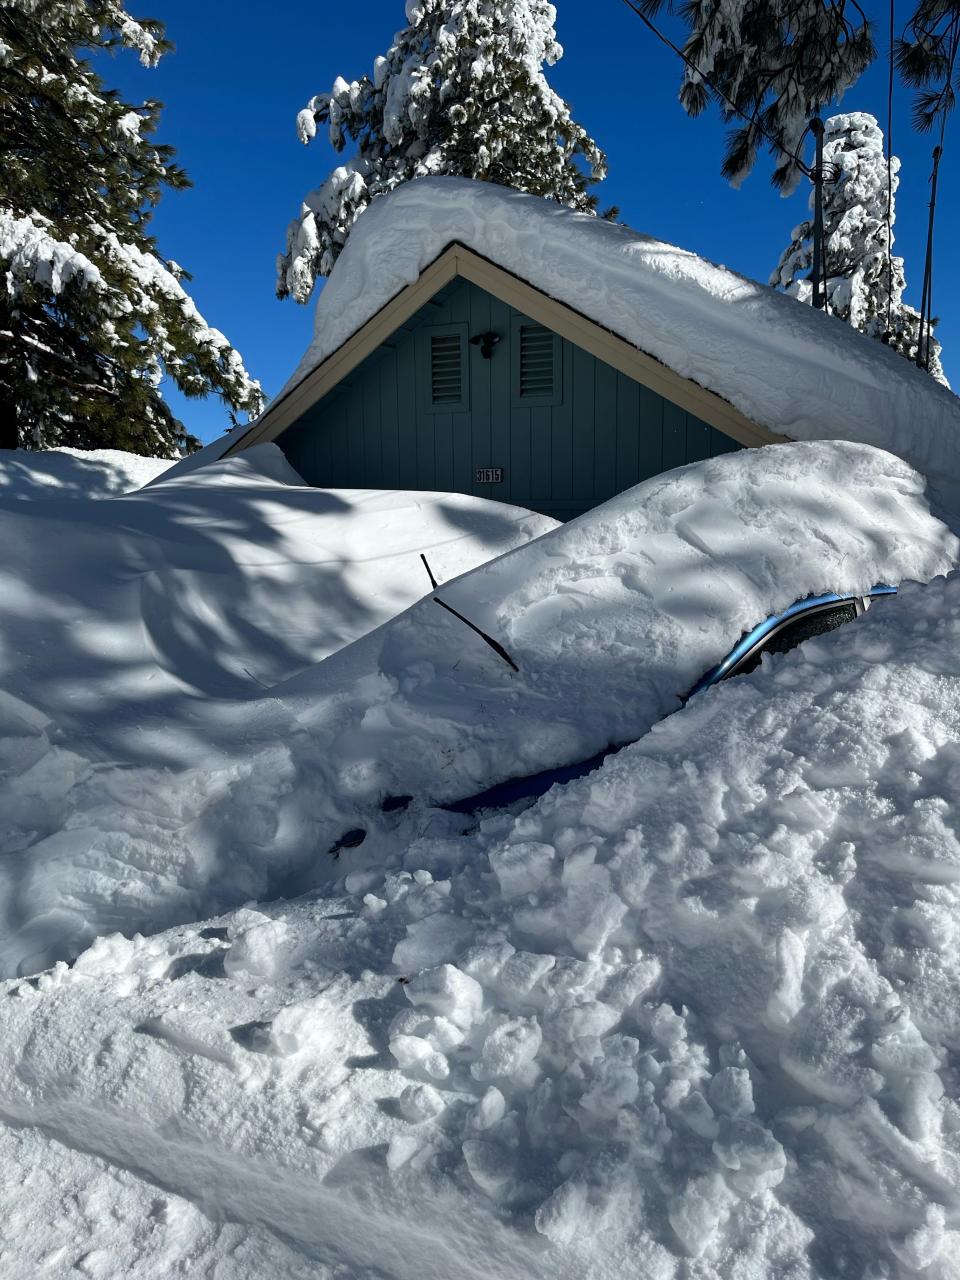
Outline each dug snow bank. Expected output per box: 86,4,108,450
255,178,960,506
0,446,175,499
0,444,554,974
5,570,960,1278
0,443,953,979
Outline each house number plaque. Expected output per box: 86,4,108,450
475,467,504,484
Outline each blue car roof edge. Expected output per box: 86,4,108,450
685,583,898,701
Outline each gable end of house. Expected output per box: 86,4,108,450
229,244,786,521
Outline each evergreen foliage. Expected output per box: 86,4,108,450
277,0,607,302
770,112,948,384
897,0,959,135
637,0,874,190
0,0,263,455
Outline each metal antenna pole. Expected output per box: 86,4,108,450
917,144,942,370
811,118,826,310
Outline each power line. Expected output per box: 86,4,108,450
886,0,895,333
615,0,817,180
617,0,843,304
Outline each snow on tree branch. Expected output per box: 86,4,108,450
277,0,607,302
1,207,102,295
771,112,948,385
0,0,263,453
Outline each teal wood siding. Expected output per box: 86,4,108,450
276,278,741,522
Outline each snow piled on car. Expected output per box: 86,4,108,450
278,437,957,812
4,569,960,1278
0,441,954,981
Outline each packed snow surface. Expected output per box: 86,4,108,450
0,446,175,499
0,443,554,973
5,564,960,1277
0,440,953,990
219,177,960,506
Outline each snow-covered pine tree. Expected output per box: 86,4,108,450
770,112,948,384
277,0,607,302
0,0,263,455
638,0,874,190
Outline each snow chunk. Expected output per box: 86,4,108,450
471,1016,542,1081
488,840,555,897
404,964,484,1029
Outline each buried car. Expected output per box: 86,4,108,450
1,440,957,979
346,585,902,826
274,440,959,864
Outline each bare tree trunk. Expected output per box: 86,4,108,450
0,380,18,450
0,302,19,449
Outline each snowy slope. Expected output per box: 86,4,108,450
0,445,555,974
4,568,960,1277
0,440,953,980
208,177,960,505
0,442,554,713
0,446,174,499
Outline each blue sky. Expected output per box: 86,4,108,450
100,0,958,444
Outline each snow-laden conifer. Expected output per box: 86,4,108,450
277,0,607,302
0,0,263,454
641,0,873,190
897,0,960,136
771,112,947,385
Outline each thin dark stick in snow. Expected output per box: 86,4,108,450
243,667,271,689
432,597,519,672
420,553,439,589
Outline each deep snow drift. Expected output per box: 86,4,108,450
0,444,554,974
3,438,960,1278
0,446,174,499
4,565,960,1278
0,442,954,985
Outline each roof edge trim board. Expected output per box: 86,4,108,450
453,245,785,450
224,246,463,455
227,241,787,457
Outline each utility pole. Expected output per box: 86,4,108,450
916,143,942,371
811,117,826,311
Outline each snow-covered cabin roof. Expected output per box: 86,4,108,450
222,177,960,497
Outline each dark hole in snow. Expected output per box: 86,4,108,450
228,1020,274,1053
442,746,614,816
381,794,413,813
165,950,227,981
198,926,229,942
329,827,367,857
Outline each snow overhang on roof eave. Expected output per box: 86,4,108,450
225,241,786,459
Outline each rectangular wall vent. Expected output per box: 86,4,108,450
519,324,555,397
430,333,463,404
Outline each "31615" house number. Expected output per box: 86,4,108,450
475,467,504,484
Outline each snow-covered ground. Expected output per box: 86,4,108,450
0,444,554,975
4,557,960,1278
0,446,175,498
3,439,960,1277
